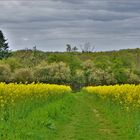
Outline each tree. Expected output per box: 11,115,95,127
34,62,71,84
91,68,117,85
82,60,94,86
72,46,78,52
66,44,79,52
0,30,10,59
66,44,72,52
80,42,95,53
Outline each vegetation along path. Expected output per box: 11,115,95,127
4,92,139,140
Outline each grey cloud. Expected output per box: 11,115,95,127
0,0,140,51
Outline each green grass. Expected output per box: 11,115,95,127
0,92,140,140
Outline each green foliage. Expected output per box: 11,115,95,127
0,48,140,87
0,64,11,82
48,62,71,84
34,62,71,84
82,60,94,86
124,69,140,84
2,57,21,71
13,68,33,83
94,56,111,70
34,66,49,82
47,53,81,75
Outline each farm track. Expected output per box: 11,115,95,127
56,93,120,140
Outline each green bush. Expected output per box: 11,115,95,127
0,64,11,82
50,62,71,84
13,68,33,83
3,57,21,71
34,66,49,82
34,62,71,84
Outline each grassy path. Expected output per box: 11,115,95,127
6,92,139,139
56,93,119,140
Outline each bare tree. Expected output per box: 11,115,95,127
80,42,95,53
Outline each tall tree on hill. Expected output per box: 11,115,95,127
66,44,72,52
80,42,95,53
0,30,10,59
72,46,78,52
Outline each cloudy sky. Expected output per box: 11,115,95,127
1,0,140,51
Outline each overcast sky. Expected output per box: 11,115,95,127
1,0,140,52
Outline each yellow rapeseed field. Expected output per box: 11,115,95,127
83,84,140,107
0,83,71,110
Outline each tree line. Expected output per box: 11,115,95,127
0,57,140,90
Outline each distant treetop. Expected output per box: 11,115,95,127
0,30,11,59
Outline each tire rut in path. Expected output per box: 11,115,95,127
84,94,120,140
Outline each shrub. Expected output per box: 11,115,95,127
13,68,33,83
50,62,71,84
0,64,11,82
34,62,71,84
3,57,21,71
34,66,49,82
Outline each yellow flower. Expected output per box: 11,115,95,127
83,84,140,108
